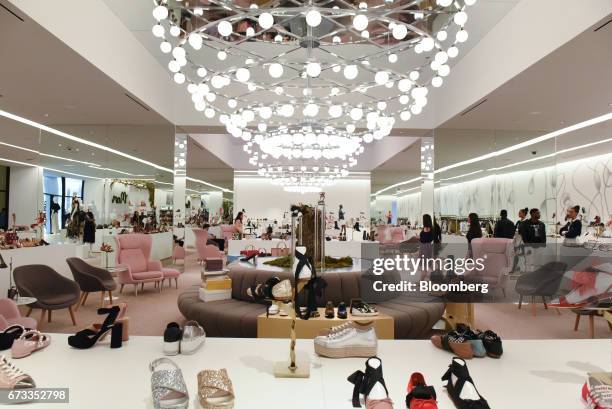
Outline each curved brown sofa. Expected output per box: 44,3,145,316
178,261,445,339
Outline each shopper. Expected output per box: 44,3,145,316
493,209,516,239
433,218,442,244
387,210,392,224
516,207,528,234
419,214,434,243
559,205,582,239
466,213,482,243
520,208,546,244
234,211,244,239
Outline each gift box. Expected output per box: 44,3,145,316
199,287,232,302
206,258,224,271
202,277,232,291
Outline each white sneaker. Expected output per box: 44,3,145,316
314,327,377,358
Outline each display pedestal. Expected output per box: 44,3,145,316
273,351,310,378
443,302,474,330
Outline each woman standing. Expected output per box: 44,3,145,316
466,212,482,256
419,214,434,243
234,211,244,239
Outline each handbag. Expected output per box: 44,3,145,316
240,244,259,258
271,241,289,256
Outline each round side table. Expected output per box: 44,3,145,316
14,297,37,306
105,266,128,302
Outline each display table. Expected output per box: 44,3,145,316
13,334,610,408
257,307,394,339
227,239,379,259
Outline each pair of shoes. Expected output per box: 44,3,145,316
431,325,503,359
11,330,51,359
581,372,612,409
350,299,379,317
0,356,35,400
163,321,206,356
442,357,490,409
150,357,189,409
247,277,292,302
91,302,130,342
198,369,235,408
347,357,393,408
68,305,123,349
338,302,348,319
325,301,335,318
315,324,377,358
406,373,438,409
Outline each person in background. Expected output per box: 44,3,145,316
466,213,482,243
0,208,7,230
559,205,582,239
494,209,516,239
520,208,546,244
590,215,603,227
419,214,434,243
516,207,528,234
234,211,244,239
433,218,442,244
387,210,392,225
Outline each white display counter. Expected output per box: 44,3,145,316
0,244,88,296
228,239,378,260
13,334,610,408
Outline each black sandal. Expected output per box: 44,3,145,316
68,306,123,349
441,357,490,409
294,250,327,320
347,356,389,408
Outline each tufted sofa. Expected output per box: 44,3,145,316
178,263,444,339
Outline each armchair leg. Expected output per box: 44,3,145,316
518,295,523,309
141,283,144,291
159,281,162,293
25,306,32,317
134,285,138,296
48,310,52,323
99,291,105,308
68,305,77,326
82,292,89,306
574,314,580,331
120,284,124,294
175,278,178,289
108,291,113,306
542,296,548,310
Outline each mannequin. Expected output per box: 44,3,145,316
338,205,346,239
50,197,60,234
83,207,96,255
66,195,81,240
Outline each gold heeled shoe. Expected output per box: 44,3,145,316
197,369,235,409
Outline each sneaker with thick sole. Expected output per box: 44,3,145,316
314,326,377,358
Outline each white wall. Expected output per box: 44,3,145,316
8,166,43,226
234,177,371,222
83,178,105,220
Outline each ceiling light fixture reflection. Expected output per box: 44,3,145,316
0,157,103,180
186,176,232,193
371,176,423,197
0,141,101,167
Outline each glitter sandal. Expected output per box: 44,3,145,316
149,357,189,409
197,368,235,409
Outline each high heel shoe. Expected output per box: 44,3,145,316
68,306,122,349
348,357,393,408
294,249,327,320
92,302,130,342
441,357,490,409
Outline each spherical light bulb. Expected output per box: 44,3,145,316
414,43,424,54
388,53,398,63
361,30,369,39
400,111,412,121
430,60,440,71
197,67,207,77
398,78,412,92
258,123,267,132
332,36,341,44
187,84,198,94
436,0,452,6
217,50,227,60
194,101,206,111
306,10,322,27
353,14,369,31
410,105,422,115
454,11,468,26
160,41,172,53
274,86,283,95
409,71,420,81
274,34,282,42
305,62,321,77
350,107,363,120
211,75,224,89
346,124,356,133
206,93,216,102
152,24,164,38
218,21,233,37
247,83,256,91
421,37,435,52
392,24,407,40
259,12,274,29
188,33,203,50
399,94,410,105
437,30,448,41
172,47,186,60
204,108,215,118
169,26,181,37
431,76,443,87
152,5,168,20
447,46,459,58
235,67,250,82
343,65,358,80
375,71,390,85
332,65,341,73
168,60,180,73
456,29,468,43
259,106,272,119
363,133,374,143
269,63,283,78
438,64,450,77
246,27,255,37
328,105,342,118
377,101,387,110
174,72,185,84
330,87,339,96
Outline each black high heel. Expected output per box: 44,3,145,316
293,250,327,320
441,357,490,409
347,356,389,408
68,306,123,349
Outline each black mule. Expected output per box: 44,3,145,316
347,356,389,408
68,306,123,349
441,357,490,409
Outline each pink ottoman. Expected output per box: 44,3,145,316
162,268,181,289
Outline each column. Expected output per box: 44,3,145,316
173,134,187,234
420,136,434,217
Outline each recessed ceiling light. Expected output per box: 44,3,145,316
43,113,49,117
529,111,541,115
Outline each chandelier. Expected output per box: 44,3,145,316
258,164,349,193
151,0,475,182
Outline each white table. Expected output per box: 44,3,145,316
13,334,610,408
228,239,379,259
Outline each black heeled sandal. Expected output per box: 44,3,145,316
347,356,389,408
68,306,123,349
293,250,327,320
441,357,490,409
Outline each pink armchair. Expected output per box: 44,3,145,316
193,228,209,264
0,298,37,330
377,226,405,244
115,234,164,296
469,238,514,296
220,224,237,247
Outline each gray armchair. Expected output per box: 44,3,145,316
66,257,117,309
13,264,80,327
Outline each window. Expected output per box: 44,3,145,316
42,172,85,232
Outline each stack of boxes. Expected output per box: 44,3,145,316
199,259,231,302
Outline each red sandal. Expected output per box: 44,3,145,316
406,372,438,409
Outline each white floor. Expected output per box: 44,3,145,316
10,334,610,408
